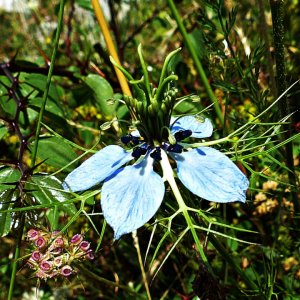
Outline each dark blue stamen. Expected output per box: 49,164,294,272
132,146,148,159
167,144,183,153
131,136,140,145
150,147,162,161
121,135,131,145
121,134,142,146
174,130,192,141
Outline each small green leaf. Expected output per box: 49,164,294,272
227,236,239,251
0,96,17,118
0,166,21,191
83,74,117,117
29,136,78,171
0,124,8,140
29,174,77,217
0,190,15,236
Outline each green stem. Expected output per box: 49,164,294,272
8,214,25,300
160,150,213,275
31,0,66,168
74,264,139,296
160,150,259,292
132,231,152,299
158,47,182,88
270,0,299,213
166,0,224,125
138,44,152,103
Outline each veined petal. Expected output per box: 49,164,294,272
63,145,132,192
101,156,165,239
172,147,249,203
170,116,213,138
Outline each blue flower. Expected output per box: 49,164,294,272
63,115,249,239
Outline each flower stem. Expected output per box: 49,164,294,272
8,214,25,300
132,231,152,299
166,0,224,125
160,150,259,292
270,0,299,213
31,0,66,168
160,150,213,275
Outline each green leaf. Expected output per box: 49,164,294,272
29,174,77,217
0,82,17,117
75,0,93,11
24,73,63,102
83,74,117,117
0,124,8,140
0,190,15,236
29,97,64,118
29,136,78,171
0,166,21,191
227,236,239,251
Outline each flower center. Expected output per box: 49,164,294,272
121,129,192,161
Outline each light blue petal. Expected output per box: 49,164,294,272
172,147,249,203
170,116,213,138
130,129,141,137
63,145,133,192
101,156,165,239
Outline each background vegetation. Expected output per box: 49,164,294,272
0,0,299,299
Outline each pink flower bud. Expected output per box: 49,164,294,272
60,265,73,277
39,260,53,272
31,251,42,262
70,234,83,245
36,270,49,279
27,259,37,269
54,256,63,267
53,237,65,248
27,229,39,241
51,230,61,237
35,236,47,249
50,247,63,255
79,241,90,251
85,250,95,260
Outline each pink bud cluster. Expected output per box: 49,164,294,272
26,229,94,280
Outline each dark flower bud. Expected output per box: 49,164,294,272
121,135,131,145
132,147,147,159
167,143,183,153
150,147,161,161
174,130,192,141
131,136,141,145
